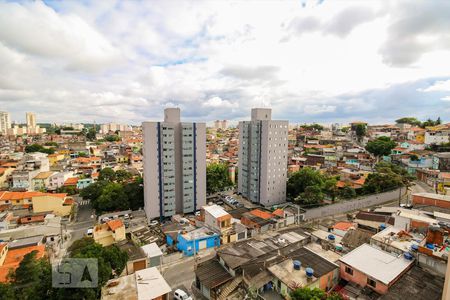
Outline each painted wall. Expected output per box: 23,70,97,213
176,234,220,256
339,263,388,294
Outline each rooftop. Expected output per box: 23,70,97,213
141,242,163,258
204,204,230,219
413,192,450,202
107,219,124,231
181,226,219,241
8,235,44,249
0,245,46,282
102,274,137,300
135,267,171,300
195,259,233,289
379,266,444,300
339,244,414,285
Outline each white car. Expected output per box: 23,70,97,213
174,289,192,300
86,228,93,236
149,220,159,226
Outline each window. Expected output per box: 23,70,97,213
345,266,353,276
367,278,377,288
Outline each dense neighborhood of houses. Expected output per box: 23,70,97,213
0,110,450,300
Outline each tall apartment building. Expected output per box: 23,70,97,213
142,108,206,220
0,111,11,135
238,108,288,206
26,112,36,128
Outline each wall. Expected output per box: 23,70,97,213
339,263,389,294
177,234,220,256
32,195,72,216
412,194,450,209
303,189,402,220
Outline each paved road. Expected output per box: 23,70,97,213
67,197,96,247
162,249,216,294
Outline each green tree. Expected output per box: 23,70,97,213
362,162,414,194
295,185,323,205
105,135,120,142
290,287,325,300
56,185,77,195
395,117,421,126
44,142,58,147
123,178,144,210
323,177,338,202
99,168,116,182
11,250,55,300
287,168,324,200
96,183,129,212
365,137,396,159
301,123,324,131
410,154,419,161
78,151,89,158
0,283,14,299
86,127,96,141
339,185,357,199
354,124,367,141
80,181,108,201
25,144,55,155
115,170,133,183
206,163,233,194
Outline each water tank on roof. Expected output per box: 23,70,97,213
293,260,301,270
335,244,343,251
426,243,435,250
411,244,419,251
403,252,414,261
379,224,386,230
328,234,335,241
305,267,314,278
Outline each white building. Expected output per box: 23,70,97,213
238,108,288,206
100,123,132,134
424,130,450,145
26,112,36,128
142,108,206,220
0,111,11,135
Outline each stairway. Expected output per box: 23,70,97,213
218,276,242,300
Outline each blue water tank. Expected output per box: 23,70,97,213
426,243,435,250
305,267,314,278
328,234,336,241
293,260,301,270
379,224,386,230
411,244,419,251
403,252,414,260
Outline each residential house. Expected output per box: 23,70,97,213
32,171,55,191
0,242,46,282
339,244,414,294
432,152,450,171
93,219,126,247
175,227,220,256
48,171,74,191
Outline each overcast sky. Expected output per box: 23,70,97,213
1,0,449,125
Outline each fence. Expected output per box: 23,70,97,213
303,188,402,220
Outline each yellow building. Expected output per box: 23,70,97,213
47,154,65,166
31,194,74,217
0,168,13,189
0,191,74,217
93,220,126,247
32,171,55,191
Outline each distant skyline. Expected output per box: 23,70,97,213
1,0,449,124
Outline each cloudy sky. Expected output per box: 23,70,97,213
1,0,450,125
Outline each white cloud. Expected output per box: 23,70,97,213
442,96,450,102
0,0,449,124
202,96,238,109
419,80,450,92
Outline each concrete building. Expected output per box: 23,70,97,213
26,112,36,128
238,108,288,206
0,111,11,135
143,108,206,219
339,244,414,294
93,219,126,247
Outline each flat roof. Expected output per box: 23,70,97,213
182,227,219,241
204,204,230,219
339,244,414,285
413,193,450,202
371,226,424,253
141,242,163,258
102,274,137,300
379,265,444,300
8,235,44,249
135,267,171,300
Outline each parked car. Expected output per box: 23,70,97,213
86,228,93,237
174,289,192,300
149,220,159,226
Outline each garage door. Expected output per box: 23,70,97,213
198,240,207,250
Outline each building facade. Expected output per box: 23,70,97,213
0,112,11,135
143,108,206,219
238,108,288,206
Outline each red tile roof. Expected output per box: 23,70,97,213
0,245,46,282
250,209,274,220
333,222,355,231
64,177,79,186
107,219,124,231
272,209,285,218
